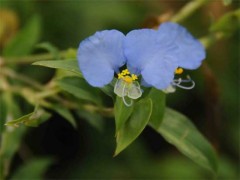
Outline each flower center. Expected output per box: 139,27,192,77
117,69,138,84
115,69,142,106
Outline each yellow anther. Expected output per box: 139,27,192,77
123,76,133,84
175,68,183,74
131,74,138,80
118,73,124,79
122,69,130,75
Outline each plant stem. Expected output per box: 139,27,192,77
1,50,69,65
170,0,209,23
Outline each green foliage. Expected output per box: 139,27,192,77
1,0,239,179
146,88,166,128
150,108,218,173
57,76,102,105
48,105,77,128
210,9,240,36
35,42,60,59
3,15,42,57
10,158,53,179
115,98,152,155
33,60,82,77
5,108,51,127
114,96,134,132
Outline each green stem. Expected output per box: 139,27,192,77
1,68,45,90
170,0,209,23
199,32,225,48
2,50,68,65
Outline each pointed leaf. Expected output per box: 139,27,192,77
57,76,102,105
115,98,152,156
149,108,218,173
32,60,82,77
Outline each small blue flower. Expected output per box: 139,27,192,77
77,22,206,105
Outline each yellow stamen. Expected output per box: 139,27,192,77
118,73,124,79
123,76,133,83
131,74,138,80
175,68,183,74
122,69,130,75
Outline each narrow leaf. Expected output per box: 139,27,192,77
57,76,102,105
115,98,152,156
33,60,82,77
150,108,218,173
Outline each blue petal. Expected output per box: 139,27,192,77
77,30,126,87
158,22,206,69
141,56,178,89
124,29,178,89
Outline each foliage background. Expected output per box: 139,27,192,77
0,0,239,179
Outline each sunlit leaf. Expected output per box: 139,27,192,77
115,98,152,156
114,96,134,132
11,158,53,179
33,60,82,77
150,108,218,173
3,15,41,56
57,76,102,105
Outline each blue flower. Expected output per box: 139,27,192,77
77,22,206,104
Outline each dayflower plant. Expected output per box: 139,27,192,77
77,22,205,106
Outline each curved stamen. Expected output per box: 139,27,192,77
122,83,133,107
172,76,195,90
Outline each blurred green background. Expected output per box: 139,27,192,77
0,0,239,179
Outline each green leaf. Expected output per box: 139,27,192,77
11,158,53,179
114,96,134,132
5,108,51,127
35,42,60,59
115,98,152,156
49,105,77,128
150,108,218,173
146,88,166,128
57,76,102,105
32,60,82,77
3,15,41,56
210,10,240,36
